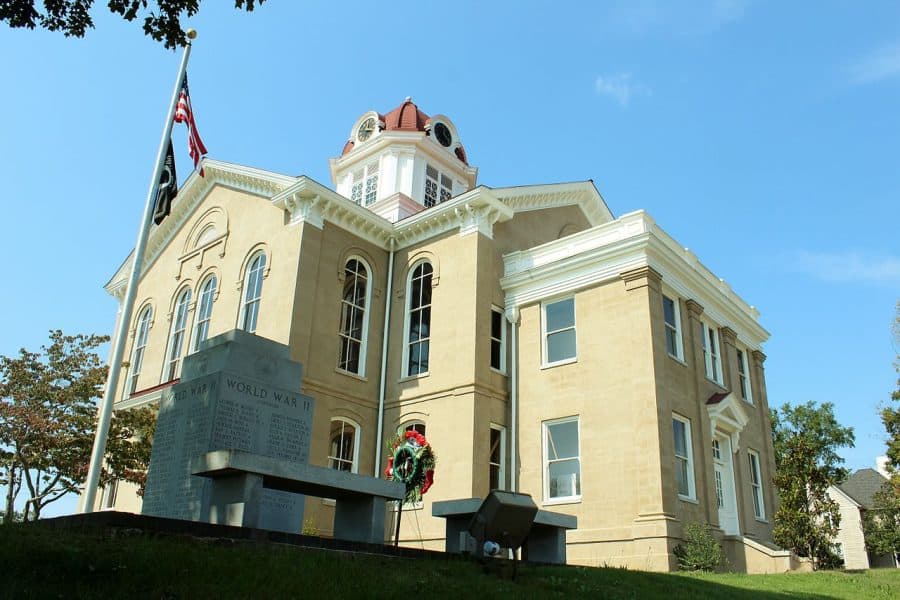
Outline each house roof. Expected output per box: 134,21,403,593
838,468,890,509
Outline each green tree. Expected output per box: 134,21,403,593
770,401,855,569
0,0,266,49
863,306,900,559
0,330,155,522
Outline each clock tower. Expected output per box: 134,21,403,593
329,97,478,223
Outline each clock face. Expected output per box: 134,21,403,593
434,122,452,147
357,117,376,142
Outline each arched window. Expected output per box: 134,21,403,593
329,418,359,473
191,275,217,352
405,261,433,376
164,288,192,381
129,306,153,394
338,259,370,376
240,252,266,333
403,421,426,436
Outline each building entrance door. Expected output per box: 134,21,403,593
713,434,739,535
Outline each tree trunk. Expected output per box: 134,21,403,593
3,463,16,523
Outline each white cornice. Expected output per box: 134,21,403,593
490,181,613,227
500,211,769,348
106,159,297,292
707,393,750,451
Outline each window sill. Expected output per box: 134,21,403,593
542,497,581,507
399,372,429,384
705,377,727,390
678,495,699,505
667,354,688,367
541,357,577,370
335,368,368,382
490,367,508,376
754,517,769,524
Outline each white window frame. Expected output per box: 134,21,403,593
701,321,723,385
542,416,582,503
129,305,153,395
423,164,452,208
489,424,507,491
363,161,379,206
239,251,266,334
748,449,766,520
164,287,192,382
337,258,372,377
662,294,684,361
490,306,507,374
402,261,433,378
350,169,363,205
737,348,753,404
191,275,217,353
541,297,577,367
328,418,360,474
673,414,696,501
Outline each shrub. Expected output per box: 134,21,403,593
673,522,726,571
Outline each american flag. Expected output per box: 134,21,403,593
174,75,208,176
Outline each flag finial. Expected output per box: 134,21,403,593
186,28,197,40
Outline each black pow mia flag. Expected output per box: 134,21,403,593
153,140,178,225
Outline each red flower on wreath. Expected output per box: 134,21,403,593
384,456,394,478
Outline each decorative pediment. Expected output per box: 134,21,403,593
706,392,750,452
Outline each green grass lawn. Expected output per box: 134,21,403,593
1,523,897,599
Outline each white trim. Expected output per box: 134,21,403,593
662,292,685,361
748,449,766,521
489,423,507,491
501,211,768,350
337,256,373,378
490,305,507,374
128,305,153,396
163,286,192,382
328,417,361,474
238,251,266,333
702,321,723,385
737,347,753,404
402,261,433,377
541,296,577,367
706,393,750,452
673,413,697,501
190,274,217,353
542,415,582,502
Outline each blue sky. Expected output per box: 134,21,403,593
1,1,897,517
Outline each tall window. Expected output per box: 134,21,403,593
701,322,722,385
329,419,359,473
363,161,379,205
542,297,576,366
164,288,192,381
543,417,581,501
129,306,152,394
424,164,452,207
737,349,753,404
663,295,684,360
338,259,370,375
490,307,506,373
748,450,765,520
191,275,217,352
673,415,696,499
489,425,506,491
350,169,363,205
240,252,266,333
405,262,433,376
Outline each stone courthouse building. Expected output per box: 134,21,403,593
90,99,790,572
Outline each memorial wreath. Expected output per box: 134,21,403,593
384,429,436,503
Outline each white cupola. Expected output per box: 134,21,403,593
329,97,478,222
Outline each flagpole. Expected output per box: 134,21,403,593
80,30,198,513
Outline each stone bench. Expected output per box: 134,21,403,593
192,449,405,544
432,497,577,564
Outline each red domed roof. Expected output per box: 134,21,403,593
341,98,468,165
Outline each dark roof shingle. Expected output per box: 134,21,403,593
838,468,890,508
